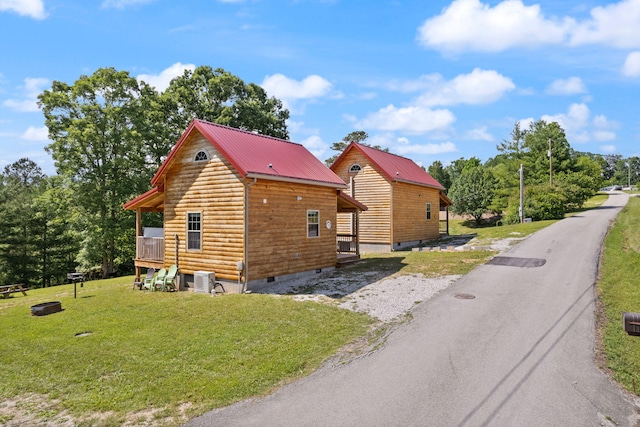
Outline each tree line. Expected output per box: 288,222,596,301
1,65,637,287
428,120,639,224
0,66,289,287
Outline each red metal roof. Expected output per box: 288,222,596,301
152,120,346,188
123,186,164,211
331,142,445,190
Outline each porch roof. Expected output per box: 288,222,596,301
440,191,453,207
123,186,164,212
337,190,368,213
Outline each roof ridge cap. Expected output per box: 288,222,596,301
195,119,301,146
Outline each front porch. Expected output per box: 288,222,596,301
135,236,165,270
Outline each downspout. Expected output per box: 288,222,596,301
390,180,396,251
242,177,257,293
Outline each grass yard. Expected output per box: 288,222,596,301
0,280,372,426
597,195,640,395
0,192,621,426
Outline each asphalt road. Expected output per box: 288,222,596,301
185,192,638,427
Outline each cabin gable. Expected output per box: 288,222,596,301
162,129,245,280
332,149,391,246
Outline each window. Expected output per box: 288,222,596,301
194,151,208,162
187,212,202,250
307,210,319,238
349,164,362,173
426,203,432,220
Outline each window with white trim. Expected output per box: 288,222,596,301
349,164,362,173
426,203,432,220
187,212,202,250
194,151,208,161
307,210,319,238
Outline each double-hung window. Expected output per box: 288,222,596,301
426,203,432,220
187,212,202,250
307,210,319,238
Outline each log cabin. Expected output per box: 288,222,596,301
330,142,451,253
124,120,366,293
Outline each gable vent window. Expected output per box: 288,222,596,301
349,164,362,173
194,151,208,162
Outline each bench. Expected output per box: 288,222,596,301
0,284,30,299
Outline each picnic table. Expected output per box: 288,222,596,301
0,284,30,299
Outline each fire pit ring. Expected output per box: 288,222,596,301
31,301,62,316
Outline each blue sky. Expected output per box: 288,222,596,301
1,0,639,176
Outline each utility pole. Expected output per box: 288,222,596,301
548,138,553,186
519,164,524,224
628,161,631,188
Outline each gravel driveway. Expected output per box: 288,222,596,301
255,236,521,323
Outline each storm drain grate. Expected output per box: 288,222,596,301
488,256,546,268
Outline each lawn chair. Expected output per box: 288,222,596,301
160,265,178,292
142,268,156,290
152,268,167,292
133,268,156,290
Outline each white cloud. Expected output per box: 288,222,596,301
543,103,589,129
465,126,494,141
542,103,617,144
570,0,640,49
261,74,333,100
137,62,195,92
299,134,329,159
622,51,640,76
2,77,49,112
102,0,155,8
21,125,48,141
600,144,617,153
356,104,456,135
0,0,46,19
417,0,570,53
417,0,640,54
261,74,337,114
395,141,458,156
518,117,535,130
415,68,515,107
593,130,616,141
546,77,587,95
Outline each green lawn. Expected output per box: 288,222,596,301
0,192,626,426
0,280,372,426
597,195,640,394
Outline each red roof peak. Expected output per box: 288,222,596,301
151,120,346,189
332,142,445,190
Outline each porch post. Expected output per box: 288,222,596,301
135,208,142,283
355,211,360,256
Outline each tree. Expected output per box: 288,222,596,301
0,159,45,286
522,120,573,185
39,68,152,278
324,131,370,165
448,163,496,224
160,66,290,142
427,160,451,192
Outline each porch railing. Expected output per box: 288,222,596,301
337,234,357,254
136,237,164,262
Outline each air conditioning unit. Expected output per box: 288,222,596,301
194,271,214,294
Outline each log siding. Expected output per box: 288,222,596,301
163,131,245,280
247,180,337,281
333,150,391,245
